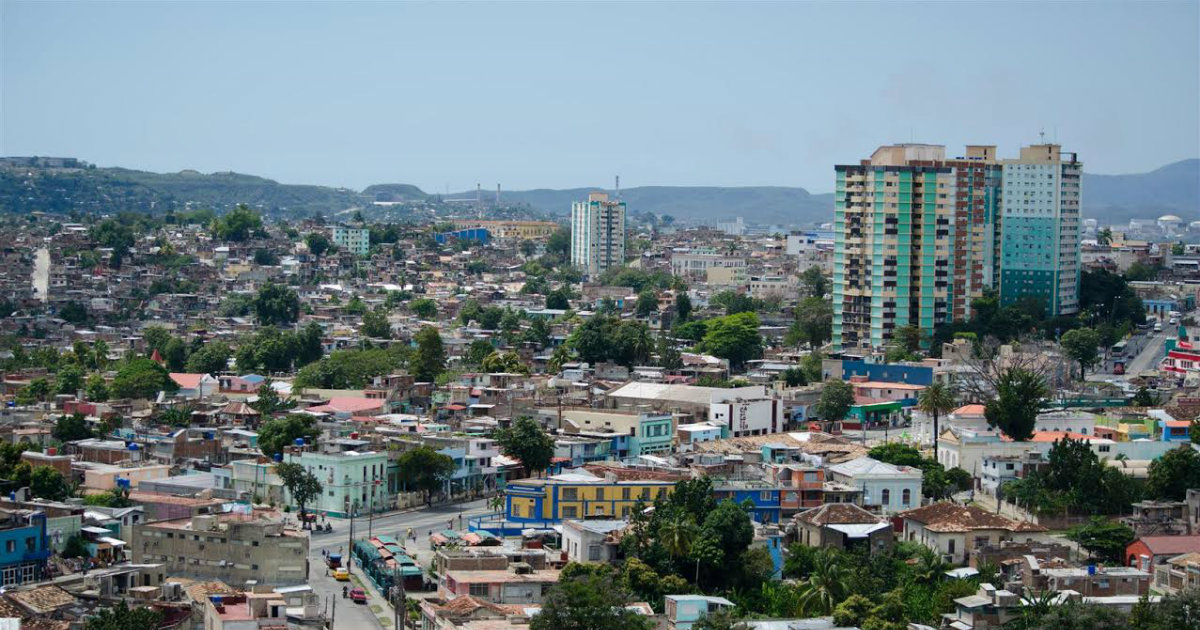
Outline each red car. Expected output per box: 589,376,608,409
349,588,367,604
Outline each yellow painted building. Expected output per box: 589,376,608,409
452,220,560,240
504,476,676,523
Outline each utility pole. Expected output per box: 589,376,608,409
346,501,356,570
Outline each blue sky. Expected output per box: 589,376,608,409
3,1,1198,193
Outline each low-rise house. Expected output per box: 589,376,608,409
1126,534,1200,572
665,595,735,630
440,564,561,605
0,509,52,586
1153,552,1200,594
169,373,219,399
900,503,1046,565
130,510,308,585
791,503,892,553
827,456,922,514
561,519,624,564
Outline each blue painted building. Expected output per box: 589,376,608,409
434,227,491,245
0,510,51,586
841,360,934,386
711,481,781,523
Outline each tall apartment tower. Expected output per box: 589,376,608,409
999,144,1082,316
570,192,626,278
832,144,1002,351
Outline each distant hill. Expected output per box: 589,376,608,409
463,186,835,226
0,157,1194,227
1083,159,1199,225
0,162,363,217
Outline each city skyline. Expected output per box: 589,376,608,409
4,1,1198,193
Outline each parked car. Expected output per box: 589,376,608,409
349,588,367,603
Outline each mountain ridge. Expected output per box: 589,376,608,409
0,157,1194,226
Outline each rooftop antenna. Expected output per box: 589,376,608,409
1039,129,1046,144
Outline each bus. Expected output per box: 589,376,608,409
1111,341,1128,358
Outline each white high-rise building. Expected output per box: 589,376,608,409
570,192,626,278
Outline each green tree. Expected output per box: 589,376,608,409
814,380,855,421
796,548,851,615
85,373,109,402
85,599,164,630
894,324,922,355
693,609,751,630
918,382,957,446
545,287,572,310
523,317,551,349
1096,227,1113,246
635,289,659,317
465,339,495,366
481,351,530,375
30,465,71,501
185,341,231,374
1068,517,1135,564
1130,588,1200,630
361,309,391,338
611,320,654,367
697,312,763,369
545,227,570,259
250,380,293,417
1060,327,1101,379
258,414,317,458
786,296,832,348
211,204,263,242
275,462,323,528
110,358,177,399
55,364,84,396
868,443,923,467
657,335,683,371
53,413,93,442
295,321,325,366
59,301,89,325
1146,445,1200,501
675,292,692,323
396,446,457,506
411,326,446,382
711,290,758,315
410,298,438,319
530,573,654,630
984,367,1048,441
657,513,697,559
305,232,331,256
253,282,300,327
800,266,828,298
832,593,875,627
495,416,555,477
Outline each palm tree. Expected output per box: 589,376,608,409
911,546,951,583
1097,227,1113,246
657,513,697,560
795,549,850,615
918,382,957,454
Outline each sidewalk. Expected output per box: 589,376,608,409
349,562,400,628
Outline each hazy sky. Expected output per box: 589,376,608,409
3,1,1198,193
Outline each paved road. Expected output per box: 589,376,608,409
305,499,494,629
1125,331,1167,375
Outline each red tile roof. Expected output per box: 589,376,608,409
1134,535,1200,556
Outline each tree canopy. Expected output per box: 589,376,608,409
697,312,763,369
253,282,300,327
111,358,177,399
258,414,318,458
396,446,457,505
494,417,555,476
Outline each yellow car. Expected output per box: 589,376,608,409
333,568,349,581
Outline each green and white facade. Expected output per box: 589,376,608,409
570,192,626,279
999,144,1082,315
833,143,1067,352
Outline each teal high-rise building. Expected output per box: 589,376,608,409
999,144,1082,316
832,144,1002,352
